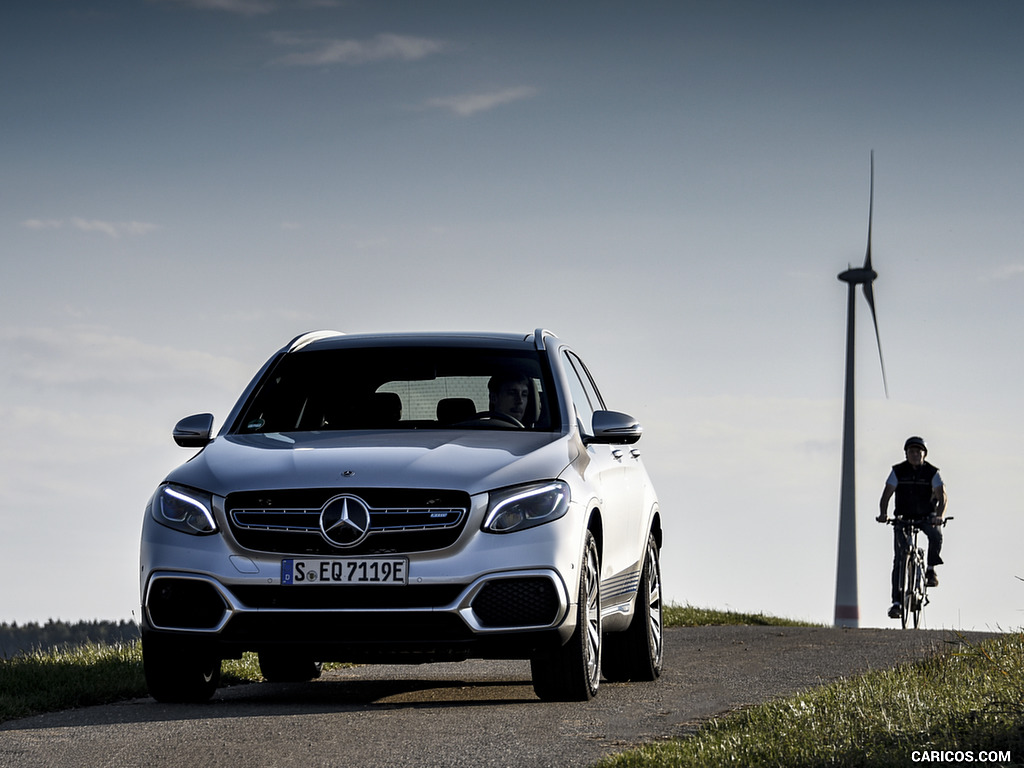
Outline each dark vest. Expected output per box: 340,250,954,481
892,460,939,519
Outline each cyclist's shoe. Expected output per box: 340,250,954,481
926,569,939,587
888,602,902,619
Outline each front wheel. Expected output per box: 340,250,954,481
910,550,925,629
531,531,601,701
899,550,914,629
602,532,663,682
900,549,927,630
143,633,220,703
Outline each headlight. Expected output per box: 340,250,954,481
151,484,217,535
483,481,570,534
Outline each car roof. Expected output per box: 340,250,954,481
285,329,560,353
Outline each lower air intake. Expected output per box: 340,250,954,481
471,578,560,628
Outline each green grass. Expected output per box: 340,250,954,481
663,603,824,628
0,642,145,722
598,630,1024,768
0,642,264,723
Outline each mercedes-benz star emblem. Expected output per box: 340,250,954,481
319,495,372,548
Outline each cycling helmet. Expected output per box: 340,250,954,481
904,436,927,454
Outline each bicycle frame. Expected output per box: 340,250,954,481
888,517,952,629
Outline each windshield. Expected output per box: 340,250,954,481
234,346,559,434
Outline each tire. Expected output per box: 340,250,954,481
899,550,914,630
911,549,925,629
258,651,323,683
531,530,601,701
602,532,663,682
142,633,220,703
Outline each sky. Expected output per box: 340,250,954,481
3,0,1023,632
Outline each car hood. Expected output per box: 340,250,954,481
165,430,578,497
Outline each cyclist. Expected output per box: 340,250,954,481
877,436,948,620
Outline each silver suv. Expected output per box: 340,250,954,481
140,329,662,702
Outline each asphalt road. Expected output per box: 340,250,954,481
0,626,991,768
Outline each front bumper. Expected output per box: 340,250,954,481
140,487,590,662
141,567,572,662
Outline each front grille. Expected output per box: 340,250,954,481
471,578,560,628
226,488,471,556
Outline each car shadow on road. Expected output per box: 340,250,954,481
223,675,542,709
4,676,543,732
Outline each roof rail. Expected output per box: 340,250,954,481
532,328,557,351
287,330,344,352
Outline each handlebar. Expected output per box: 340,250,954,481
881,516,953,528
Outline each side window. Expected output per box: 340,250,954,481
562,351,602,434
572,354,606,411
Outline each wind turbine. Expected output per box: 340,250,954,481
834,151,888,628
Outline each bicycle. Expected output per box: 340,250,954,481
886,516,953,629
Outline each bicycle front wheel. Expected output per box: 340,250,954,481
900,550,915,629
911,550,925,629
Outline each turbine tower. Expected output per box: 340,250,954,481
834,151,888,628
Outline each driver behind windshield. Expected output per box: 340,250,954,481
488,372,531,425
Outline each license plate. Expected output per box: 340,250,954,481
281,558,408,586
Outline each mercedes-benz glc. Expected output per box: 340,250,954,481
140,329,662,702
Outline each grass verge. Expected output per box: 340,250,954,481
663,603,823,628
597,630,1024,768
0,642,263,723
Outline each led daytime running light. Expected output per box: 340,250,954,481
157,486,217,534
485,482,569,533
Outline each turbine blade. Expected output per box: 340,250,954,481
864,150,874,271
862,281,889,398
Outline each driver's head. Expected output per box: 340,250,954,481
488,372,530,422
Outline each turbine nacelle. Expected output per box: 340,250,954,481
837,265,878,285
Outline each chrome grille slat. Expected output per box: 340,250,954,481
225,488,472,556
372,508,465,531
231,507,465,532
231,509,319,532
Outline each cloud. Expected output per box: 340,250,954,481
0,325,251,398
72,218,159,238
271,32,445,67
174,0,345,11
981,263,1024,281
424,86,538,116
23,218,159,238
22,219,64,230
157,0,277,14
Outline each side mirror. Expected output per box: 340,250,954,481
586,410,643,445
173,413,215,448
